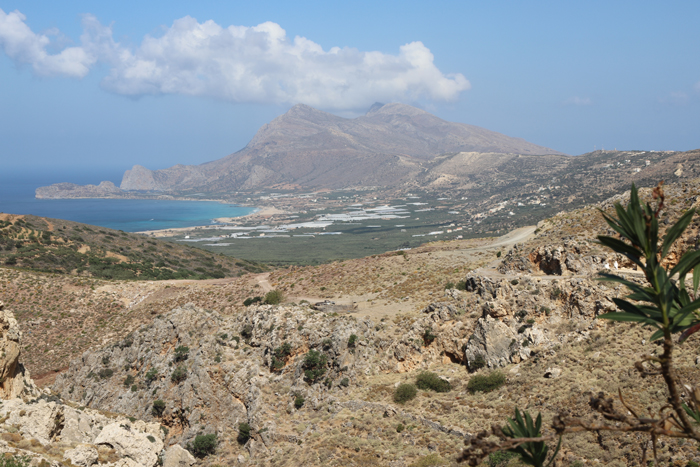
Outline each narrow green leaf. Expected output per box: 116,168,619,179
662,209,695,258
597,312,661,326
650,329,665,341
693,267,700,296
670,250,700,279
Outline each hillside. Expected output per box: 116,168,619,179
0,213,265,280
4,179,700,465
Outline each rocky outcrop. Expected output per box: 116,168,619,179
0,302,39,400
0,397,164,466
35,181,124,199
162,444,196,467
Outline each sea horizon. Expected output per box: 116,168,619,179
0,167,255,232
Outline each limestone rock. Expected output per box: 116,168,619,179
64,444,99,467
0,305,39,400
544,367,562,378
162,444,196,467
0,399,64,445
464,315,525,369
94,422,163,467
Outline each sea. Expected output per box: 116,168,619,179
0,168,255,232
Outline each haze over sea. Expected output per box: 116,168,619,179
0,169,254,232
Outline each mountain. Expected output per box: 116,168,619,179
115,103,565,193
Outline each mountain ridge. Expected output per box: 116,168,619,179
38,102,565,196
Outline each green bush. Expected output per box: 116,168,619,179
444,281,455,290
487,451,518,467
467,371,506,394
98,368,113,379
340,377,349,387
241,324,254,341
393,383,417,404
0,455,30,467
264,289,284,305
237,422,251,444
415,372,451,392
243,296,262,306
152,399,165,417
302,350,327,383
145,368,158,382
396,423,405,433
171,366,187,383
123,375,135,387
347,334,357,348
190,433,217,458
173,345,189,362
270,342,292,371
294,394,305,409
422,328,437,346
469,354,486,372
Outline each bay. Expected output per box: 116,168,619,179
0,168,254,232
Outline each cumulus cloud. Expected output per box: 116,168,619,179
563,96,591,106
0,9,470,109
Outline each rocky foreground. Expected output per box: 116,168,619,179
5,181,700,465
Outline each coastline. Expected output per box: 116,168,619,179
136,206,287,237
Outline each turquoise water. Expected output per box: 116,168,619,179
0,169,254,232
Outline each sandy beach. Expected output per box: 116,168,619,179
136,205,287,237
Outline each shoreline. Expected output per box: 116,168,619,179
136,206,287,237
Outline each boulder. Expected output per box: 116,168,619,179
162,444,196,467
64,444,99,467
94,422,163,467
464,316,527,369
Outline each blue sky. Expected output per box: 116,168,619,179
1,1,699,179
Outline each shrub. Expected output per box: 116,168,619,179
496,251,502,258
396,423,405,433
98,368,113,379
131,385,137,392
173,345,189,362
237,422,251,444
294,394,305,409
190,433,217,457
469,354,486,372
145,368,158,382
171,366,187,383
0,455,30,467
393,383,417,404
456,280,467,291
152,399,165,417
264,289,284,305
415,372,451,392
123,375,135,387
243,296,262,306
487,451,518,467
444,281,455,290
270,342,292,371
241,324,253,341
510,279,519,286
467,371,506,394
422,328,437,346
340,377,349,387
302,350,327,384
347,334,357,348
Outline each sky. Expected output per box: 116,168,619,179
1,1,699,179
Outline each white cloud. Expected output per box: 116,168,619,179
563,96,591,106
0,9,99,77
0,10,470,109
